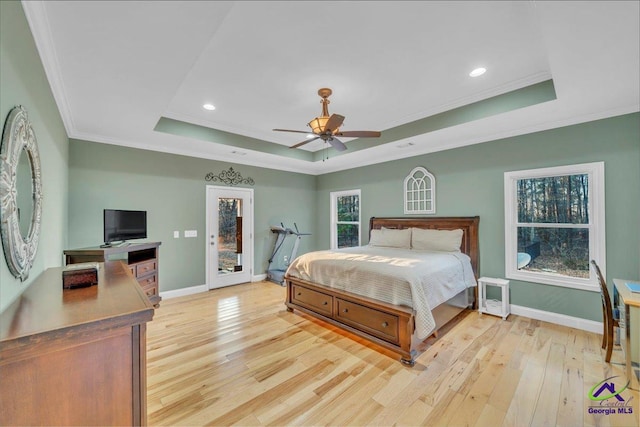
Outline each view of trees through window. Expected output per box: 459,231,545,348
517,174,590,278
336,194,359,248
218,198,241,272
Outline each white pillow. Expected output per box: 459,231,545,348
369,228,412,249
411,228,463,252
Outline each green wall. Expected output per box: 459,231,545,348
0,1,69,312
68,140,316,292
317,113,640,321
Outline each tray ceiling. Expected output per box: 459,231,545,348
23,1,639,175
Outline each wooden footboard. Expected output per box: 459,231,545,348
285,275,418,365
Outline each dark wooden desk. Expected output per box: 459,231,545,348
0,261,154,426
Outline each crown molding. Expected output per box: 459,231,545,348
69,103,638,177
21,1,76,136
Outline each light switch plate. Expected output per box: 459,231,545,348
184,230,197,238
173,231,179,238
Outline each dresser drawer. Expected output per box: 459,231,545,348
135,260,156,277
137,274,157,289
142,281,158,298
336,298,399,344
291,284,333,316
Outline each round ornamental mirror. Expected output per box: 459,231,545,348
0,106,43,281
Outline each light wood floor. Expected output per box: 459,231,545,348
147,281,639,426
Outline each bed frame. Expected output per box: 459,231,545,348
285,216,480,366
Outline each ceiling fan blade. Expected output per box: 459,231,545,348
273,128,312,134
324,114,345,133
335,130,381,138
290,136,320,149
327,137,347,152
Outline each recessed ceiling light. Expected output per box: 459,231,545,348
469,67,487,77
306,134,315,139
203,103,215,111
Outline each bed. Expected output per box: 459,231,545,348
284,216,479,366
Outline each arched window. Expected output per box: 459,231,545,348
404,167,435,214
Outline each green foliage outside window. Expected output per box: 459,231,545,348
336,194,359,248
517,174,590,278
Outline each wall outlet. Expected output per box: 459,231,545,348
184,230,197,238
173,231,179,238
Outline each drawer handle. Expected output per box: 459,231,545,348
297,292,302,296
323,301,328,305
382,321,388,328
343,308,348,313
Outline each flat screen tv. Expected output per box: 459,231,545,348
103,209,147,244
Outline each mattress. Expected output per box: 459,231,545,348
285,246,477,339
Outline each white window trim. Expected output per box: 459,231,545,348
330,189,361,249
504,161,605,292
404,166,436,214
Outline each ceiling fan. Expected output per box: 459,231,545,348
273,88,381,151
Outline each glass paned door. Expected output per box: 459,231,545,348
207,186,253,289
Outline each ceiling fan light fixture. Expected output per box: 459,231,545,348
308,116,329,134
274,87,378,151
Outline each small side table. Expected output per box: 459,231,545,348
478,277,510,320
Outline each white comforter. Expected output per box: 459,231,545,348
285,246,477,339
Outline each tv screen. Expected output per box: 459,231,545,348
104,209,147,244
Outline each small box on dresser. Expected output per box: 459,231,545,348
62,262,99,289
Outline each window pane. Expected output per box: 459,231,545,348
337,195,359,221
517,226,589,278
337,224,359,248
517,174,589,224
218,198,243,273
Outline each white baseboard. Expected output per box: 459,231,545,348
160,275,270,300
510,304,602,334
160,284,208,300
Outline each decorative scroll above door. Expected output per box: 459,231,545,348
205,167,254,186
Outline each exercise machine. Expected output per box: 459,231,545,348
266,223,311,286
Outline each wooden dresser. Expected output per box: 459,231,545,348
0,261,154,426
64,242,161,307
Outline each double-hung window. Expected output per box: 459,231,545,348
504,162,605,291
330,189,361,249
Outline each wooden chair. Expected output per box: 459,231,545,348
590,260,619,363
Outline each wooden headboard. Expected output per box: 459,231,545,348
369,216,480,277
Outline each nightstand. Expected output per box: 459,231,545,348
478,277,510,320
